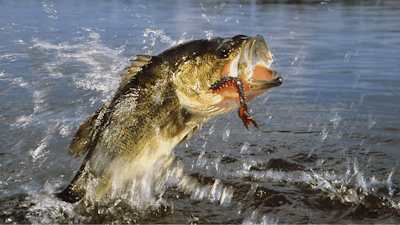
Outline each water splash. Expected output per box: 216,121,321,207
367,111,376,130
219,186,234,207
42,0,58,19
201,13,211,22
344,49,352,62
330,111,341,128
31,36,125,97
320,127,329,142
23,157,237,224
230,159,399,211
358,92,365,105
291,46,306,75
222,122,230,142
205,29,213,40
142,28,186,55
242,209,279,225
240,142,250,154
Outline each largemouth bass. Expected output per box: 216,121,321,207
58,34,282,204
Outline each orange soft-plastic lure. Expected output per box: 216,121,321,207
210,77,260,131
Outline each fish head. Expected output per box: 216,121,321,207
173,34,282,120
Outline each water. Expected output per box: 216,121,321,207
1,0,400,223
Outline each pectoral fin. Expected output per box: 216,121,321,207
69,105,106,157
176,126,199,147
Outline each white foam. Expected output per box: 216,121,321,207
242,209,279,225
230,159,400,209
142,28,184,55
31,36,125,98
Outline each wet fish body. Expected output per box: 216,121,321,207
58,35,282,203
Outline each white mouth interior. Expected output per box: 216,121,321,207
226,52,240,78
227,37,273,81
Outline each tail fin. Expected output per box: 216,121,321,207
57,184,84,203
57,164,87,203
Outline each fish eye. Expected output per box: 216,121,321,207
219,49,229,58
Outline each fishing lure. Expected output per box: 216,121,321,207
210,77,260,130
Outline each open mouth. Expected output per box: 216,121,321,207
222,34,283,91
214,35,283,101
209,35,283,130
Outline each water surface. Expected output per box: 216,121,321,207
1,0,400,223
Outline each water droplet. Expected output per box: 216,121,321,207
367,112,376,130
196,150,207,169
205,30,213,40
352,72,361,88
209,179,223,203
265,116,272,124
320,128,328,142
240,142,250,154
330,111,341,128
359,92,365,105
201,13,210,22
209,124,215,135
307,148,315,158
185,140,190,148
337,131,342,140
217,2,226,10
220,186,233,207
222,123,230,142
344,49,352,62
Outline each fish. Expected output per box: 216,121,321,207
57,34,282,204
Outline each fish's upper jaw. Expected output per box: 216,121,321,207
240,35,274,78
219,34,282,105
250,35,274,67
225,35,280,86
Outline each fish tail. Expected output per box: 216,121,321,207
57,184,84,203
57,164,87,203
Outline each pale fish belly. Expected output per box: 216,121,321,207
80,122,199,206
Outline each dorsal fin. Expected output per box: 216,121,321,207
121,55,152,87
136,55,152,62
